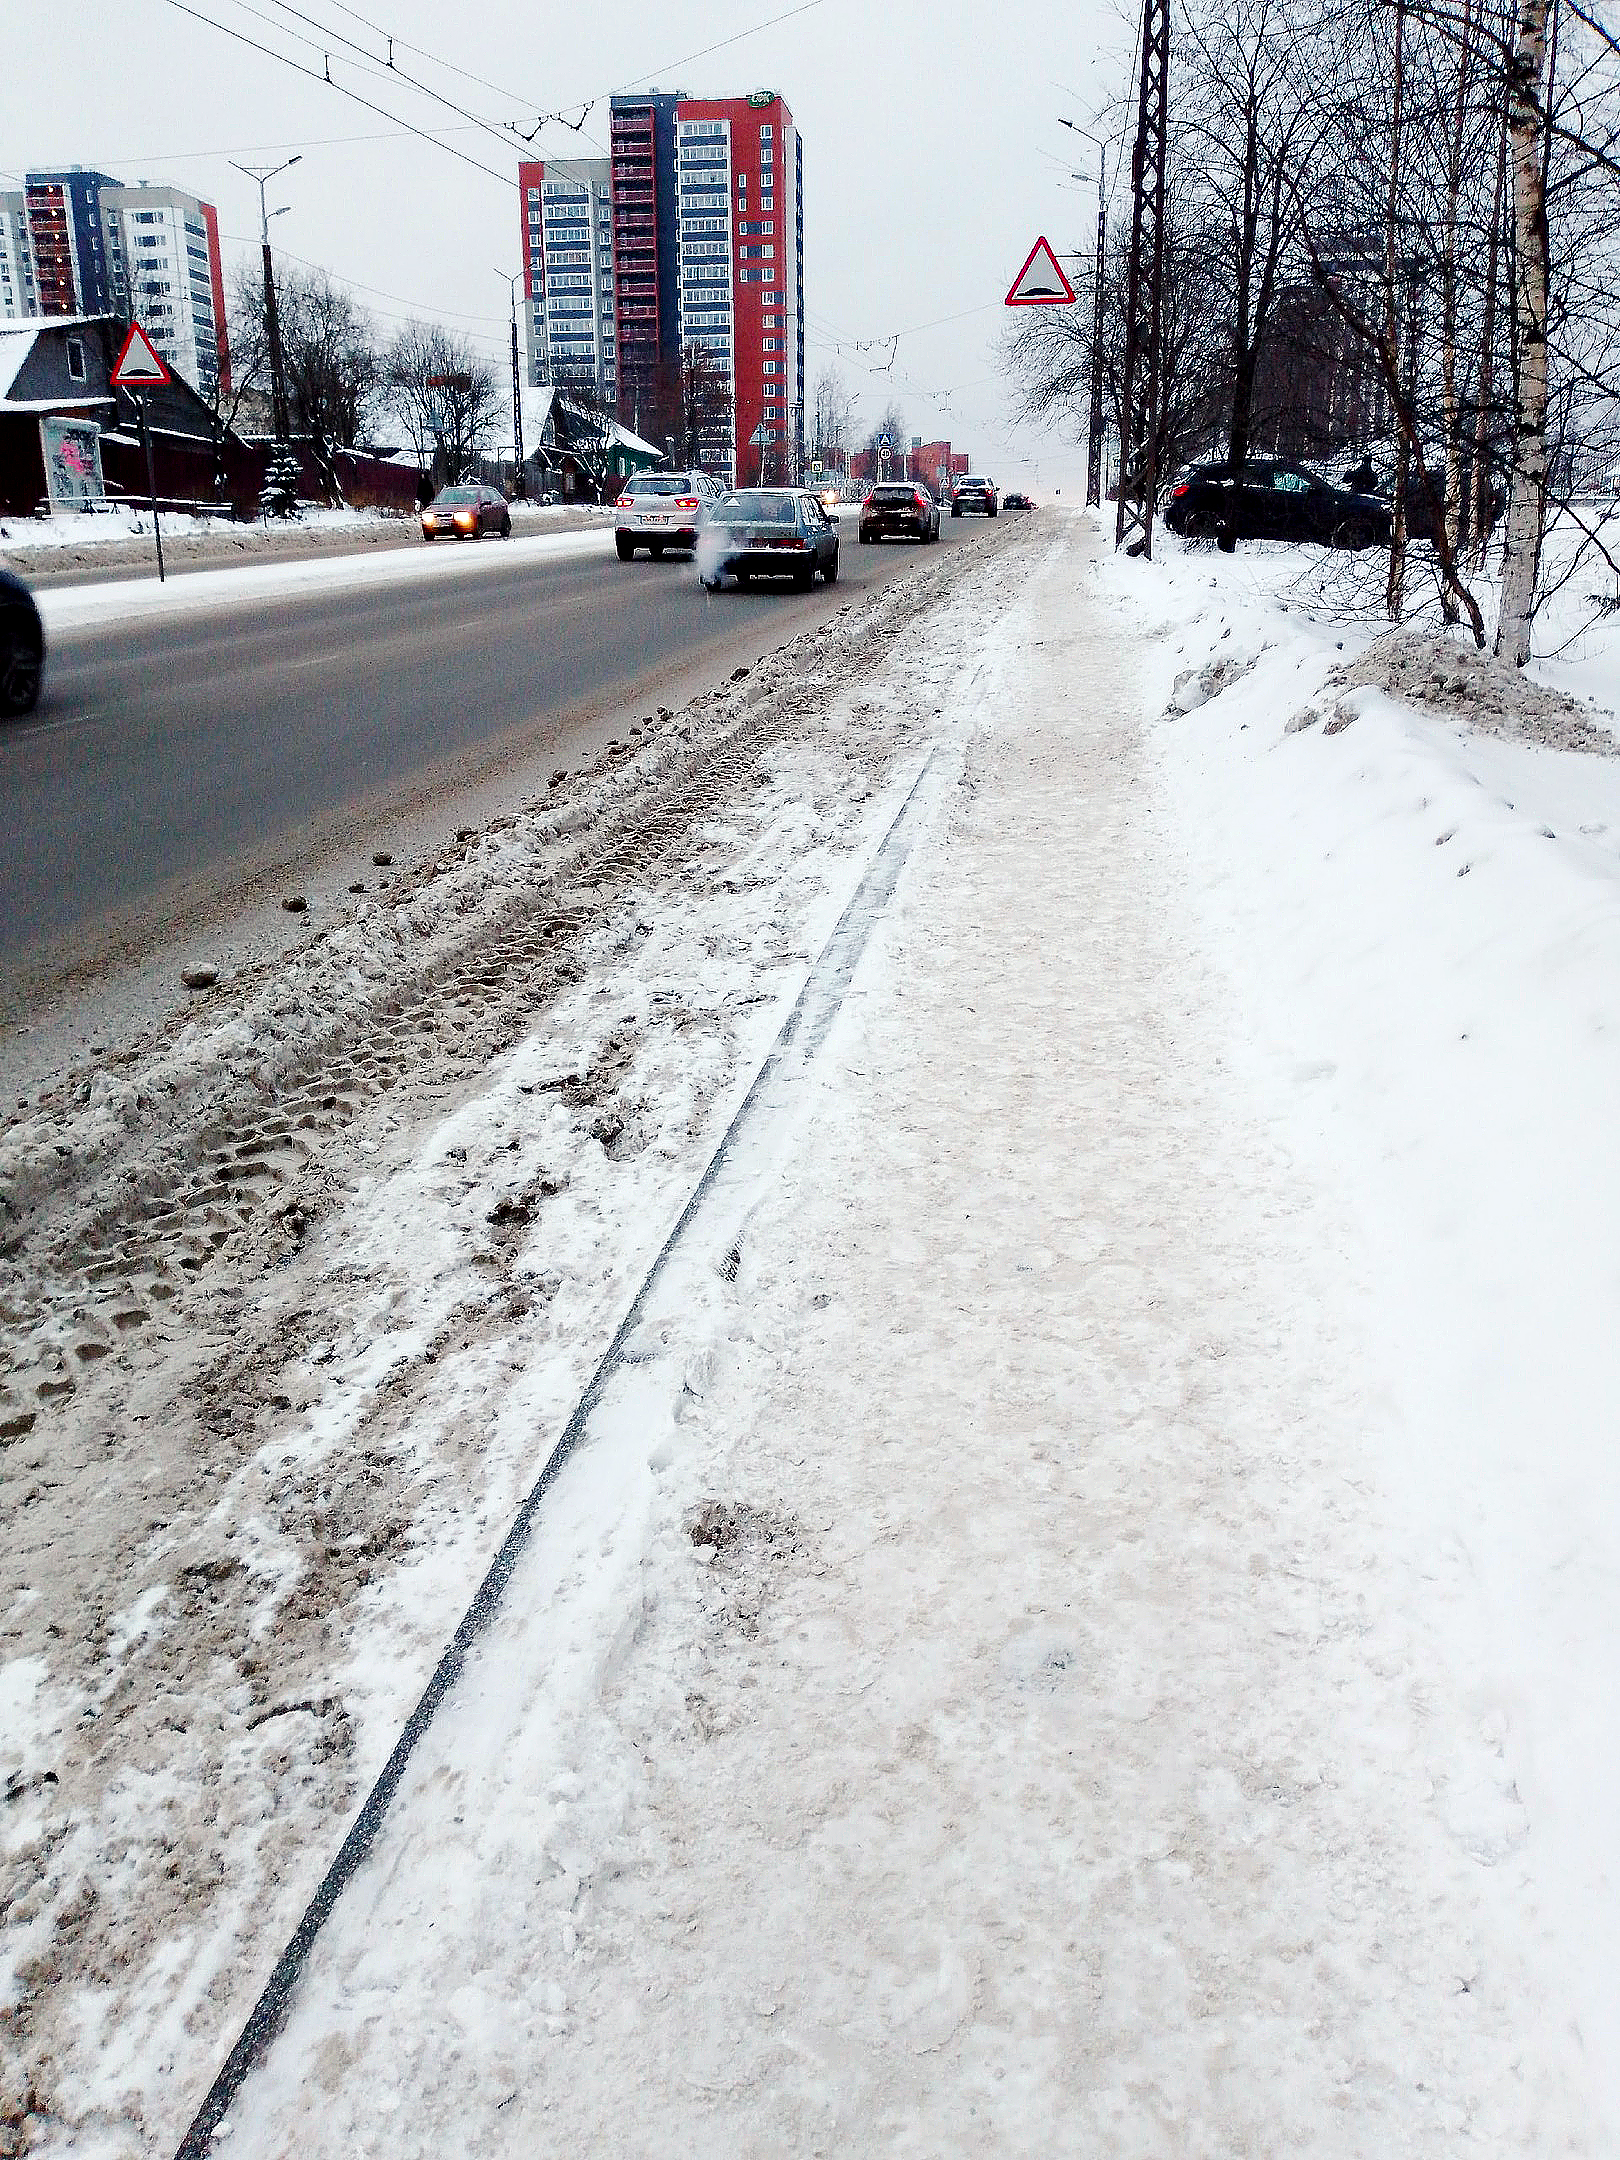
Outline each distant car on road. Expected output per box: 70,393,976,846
951,475,999,517
815,482,842,514
1003,491,1035,511
859,482,940,544
1164,458,1391,550
421,483,511,540
698,487,840,590
0,568,42,717
615,470,725,559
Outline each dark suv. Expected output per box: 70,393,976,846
860,482,940,543
951,475,999,517
1164,459,1390,549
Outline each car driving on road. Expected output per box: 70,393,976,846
951,475,999,517
698,487,840,590
1003,491,1035,511
859,482,940,545
0,568,43,717
1163,458,1391,550
421,483,511,540
615,470,725,559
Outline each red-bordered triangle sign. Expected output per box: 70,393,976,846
1005,236,1076,307
111,322,171,388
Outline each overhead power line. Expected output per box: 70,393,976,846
160,0,518,186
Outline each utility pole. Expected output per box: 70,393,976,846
232,155,300,443
1060,118,1112,509
1115,0,1171,556
496,269,525,498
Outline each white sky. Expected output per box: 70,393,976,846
5,0,1131,490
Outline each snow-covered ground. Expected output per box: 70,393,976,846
6,510,1620,2154
33,523,615,632
1,501,594,557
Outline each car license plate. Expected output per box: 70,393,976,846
648,512,670,524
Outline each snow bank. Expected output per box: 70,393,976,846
34,525,615,632
1096,510,1620,2121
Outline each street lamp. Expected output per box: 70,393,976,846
231,153,300,443
495,268,525,498
1059,118,1109,511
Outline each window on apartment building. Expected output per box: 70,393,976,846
66,336,86,381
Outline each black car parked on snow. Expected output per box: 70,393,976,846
1164,458,1391,550
0,569,43,717
699,488,840,590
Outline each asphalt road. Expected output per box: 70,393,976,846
1,515,993,1013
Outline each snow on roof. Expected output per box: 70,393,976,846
0,325,40,402
609,421,662,458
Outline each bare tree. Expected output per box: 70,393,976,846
234,265,380,503
384,321,499,490
811,366,859,465
678,344,735,471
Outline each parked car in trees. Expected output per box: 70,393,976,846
1163,459,1391,549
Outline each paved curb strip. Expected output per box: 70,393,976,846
172,746,943,2157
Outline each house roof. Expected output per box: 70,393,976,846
609,421,662,458
0,326,40,403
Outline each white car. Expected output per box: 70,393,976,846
614,470,726,559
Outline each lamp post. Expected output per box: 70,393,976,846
1059,118,1110,510
496,269,525,498
232,154,300,443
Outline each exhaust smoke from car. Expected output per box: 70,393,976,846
696,528,727,586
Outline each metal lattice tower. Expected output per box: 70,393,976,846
1115,0,1171,556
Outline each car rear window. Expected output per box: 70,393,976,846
629,474,692,496
960,476,988,487
717,491,798,524
874,485,920,500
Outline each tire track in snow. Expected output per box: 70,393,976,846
170,745,946,2158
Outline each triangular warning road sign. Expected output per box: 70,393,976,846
111,322,171,388
1004,236,1077,308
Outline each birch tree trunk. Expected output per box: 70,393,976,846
1471,90,1509,562
1440,0,1477,618
1385,0,1410,621
1495,0,1551,667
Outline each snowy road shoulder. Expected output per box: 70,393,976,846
203,522,1607,2153
33,524,616,633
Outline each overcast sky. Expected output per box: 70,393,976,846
6,0,1132,488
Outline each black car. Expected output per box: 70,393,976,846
951,475,999,517
0,569,43,718
1164,459,1391,550
699,488,840,590
1003,491,1035,510
860,482,939,544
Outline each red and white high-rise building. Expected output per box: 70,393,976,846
520,90,805,482
673,92,804,484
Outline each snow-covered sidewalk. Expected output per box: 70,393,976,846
201,519,1613,2153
